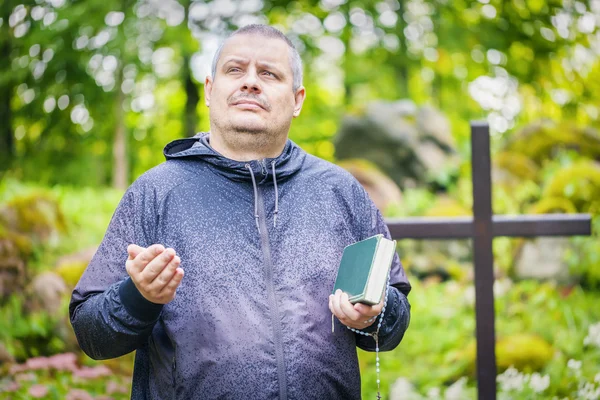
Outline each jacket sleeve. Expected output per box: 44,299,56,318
353,187,412,352
69,178,164,360
354,285,411,351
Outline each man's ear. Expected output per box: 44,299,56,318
204,76,213,107
293,86,306,118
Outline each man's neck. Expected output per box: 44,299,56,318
208,131,287,162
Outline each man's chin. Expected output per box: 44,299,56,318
230,121,268,135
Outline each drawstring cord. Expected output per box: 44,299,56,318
272,161,278,228
246,164,261,234
246,161,279,233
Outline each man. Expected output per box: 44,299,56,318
70,24,411,399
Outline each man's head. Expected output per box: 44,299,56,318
204,25,306,155
211,25,304,92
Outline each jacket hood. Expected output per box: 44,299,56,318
163,132,305,183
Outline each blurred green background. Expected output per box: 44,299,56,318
1,0,600,399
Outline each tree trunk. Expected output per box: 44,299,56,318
394,0,409,99
0,83,13,173
183,54,199,137
112,72,128,190
0,5,13,172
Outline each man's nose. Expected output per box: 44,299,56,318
240,70,261,93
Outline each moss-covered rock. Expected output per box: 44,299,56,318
0,193,67,301
0,193,67,244
54,247,96,288
496,334,554,372
542,161,600,212
0,233,29,302
504,120,600,164
494,151,540,183
460,333,554,376
528,197,577,214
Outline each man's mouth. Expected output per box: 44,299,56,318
229,96,270,111
232,100,264,110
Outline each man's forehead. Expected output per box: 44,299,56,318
219,34,291,66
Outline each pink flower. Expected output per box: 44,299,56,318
106,380,128,394
48,353,78,371
73,365,112,379
2,380,20,392
9,363,27,374
65,389,94,400
28,384,49,398
26,356,51,370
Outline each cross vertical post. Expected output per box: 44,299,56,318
471,122,497,399
385,121,591,398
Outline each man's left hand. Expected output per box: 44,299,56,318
329,289,383,330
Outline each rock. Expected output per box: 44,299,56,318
0,235,28,301
55,246,97,287
461,334,553,375
334,100,457,189
496,334,554,372
513,238,572,282
0,194,66,245
26,272,68,316
337,159,402,212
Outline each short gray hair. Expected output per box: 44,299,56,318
210,24,303,92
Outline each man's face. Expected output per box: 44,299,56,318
205,34,305,138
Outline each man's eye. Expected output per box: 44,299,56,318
262,71,275,77
227,67,241,73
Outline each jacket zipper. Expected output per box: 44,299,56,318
256,184,288,400
260,158,268,176
172,344,177,396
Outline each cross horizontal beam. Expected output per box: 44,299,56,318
386,214,591,239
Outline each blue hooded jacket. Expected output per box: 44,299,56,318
69,134,411,399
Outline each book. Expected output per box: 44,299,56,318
332,234,397,305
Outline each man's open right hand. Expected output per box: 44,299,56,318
125,244,184,304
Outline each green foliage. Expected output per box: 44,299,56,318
3,0,600,188
0,178,122,266
0,296,67,361
359,280,600,399
2,1,600,397
0,180,121,363
565,216,600,290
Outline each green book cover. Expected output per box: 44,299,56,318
332,234,395,305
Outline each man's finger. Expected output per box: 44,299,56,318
140,248,175,283
332,290,354,322
136,244,165,263
127,244,146,260
330,290,344,320
130,244,166,274
162,267,184,296
150,256,181,292
339,292,362,321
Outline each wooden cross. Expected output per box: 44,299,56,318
385,122,592,399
